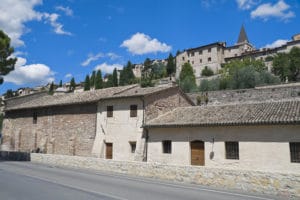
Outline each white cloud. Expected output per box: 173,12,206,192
251,0,295,21
81,52,121,66
236,0,258,10
65,73,73,78
42,13,72,36
94,63,123,74
55,6,73,16
263,39,289,49
4,57,55,85
121,33,172,55
81,53,104,66
0,0,71,47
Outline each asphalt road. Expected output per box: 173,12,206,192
0,161,281,200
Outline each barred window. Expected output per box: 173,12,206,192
107,106,113,117
130,105,137,117
162,140,172,154
290,142,300,163
225,142,239,160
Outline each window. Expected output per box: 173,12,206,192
290,142,300,163
130,105,137,117
33,112,37,124
107,106,113,117
208,57,211,62
191,52,195,57
130,142,136,153
182,57,185,61
225,142,239,159
200,59,202,63
188,60,190,63
208,48,211,53
162,140,172,154
199,50,202,55
191,61,194,64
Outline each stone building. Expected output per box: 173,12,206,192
176,26,300,83
144,100,300,173
1,84,193,161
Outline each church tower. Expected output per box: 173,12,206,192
237,25,249,44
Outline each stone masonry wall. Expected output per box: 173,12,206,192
145,87,192,122
188,83,300,105
2,104,97,156
31,153,300,199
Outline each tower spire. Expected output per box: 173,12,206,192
237,25,249,44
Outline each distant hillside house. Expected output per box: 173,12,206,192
176,26,300,84
1,85,193,161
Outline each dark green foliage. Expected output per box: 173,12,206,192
105,74,114,88
273,47,300,82
265,56,273,62
151,63,167,79
166,53,175,76
48,82,54,95
69,77,76,91
4,89,15,98
59,80,62,87
201,66,214,77
119,61,135,86
179,62,197,92
95,70,103,89
0,113,3,131
90,71,96,88
0,30,17,85
112,68,118,86
84,75,90,91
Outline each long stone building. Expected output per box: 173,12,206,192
176,26,300,82
1,85,192,161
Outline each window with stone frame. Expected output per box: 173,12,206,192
130,105,137,117
225,142,239,160
162,140,172,154
107,106,113,117
129,141,136,153
208,57,212,62
290,142,300,163
33,112,37,124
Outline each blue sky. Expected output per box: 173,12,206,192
0,0,299,94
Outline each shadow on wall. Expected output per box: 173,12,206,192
0,151,31,161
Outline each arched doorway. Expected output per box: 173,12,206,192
190,141,205,166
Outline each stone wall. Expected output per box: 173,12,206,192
31,153,300,199
145,87,192,122
188,83,300,105
2,104,97,156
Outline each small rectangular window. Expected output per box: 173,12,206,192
130,105,137,117
199,50,202,55
107,106,113,117
191,61,194,64
33,112,37,124
182,57,185,61
290,142,300,163
191,52,194,57
162,140,172,154
208,48,211,53
200,59,202,63
130,142,136,153
225,142,239,160
208,57,212,62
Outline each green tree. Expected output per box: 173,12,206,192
119,61,135,86
112,68,118,86
95,70,103,89
90,70,96,88
105,74,114,88
179,62,197,92
166,53,175,76
201,66,214,77
0,30,17,85
69,77,76,91
59,80,62,87
84,75,90,91
48,82,55,95
4,89,14,98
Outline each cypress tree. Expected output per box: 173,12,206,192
70,77,76,91
90,70,96,88
95,70,103,89
84,75,90,91
112,68,118,87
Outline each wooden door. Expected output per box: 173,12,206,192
191,141,205,166
106,143,113,159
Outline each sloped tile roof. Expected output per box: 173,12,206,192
5,85,178,111
144,100,300,127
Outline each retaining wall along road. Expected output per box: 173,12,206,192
31,153,300,198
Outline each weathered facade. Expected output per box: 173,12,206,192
145,100,300,173
1,85,193,161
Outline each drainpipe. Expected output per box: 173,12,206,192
141,97,148,162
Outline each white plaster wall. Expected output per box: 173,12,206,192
92,98,144,161
147,125,300,173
